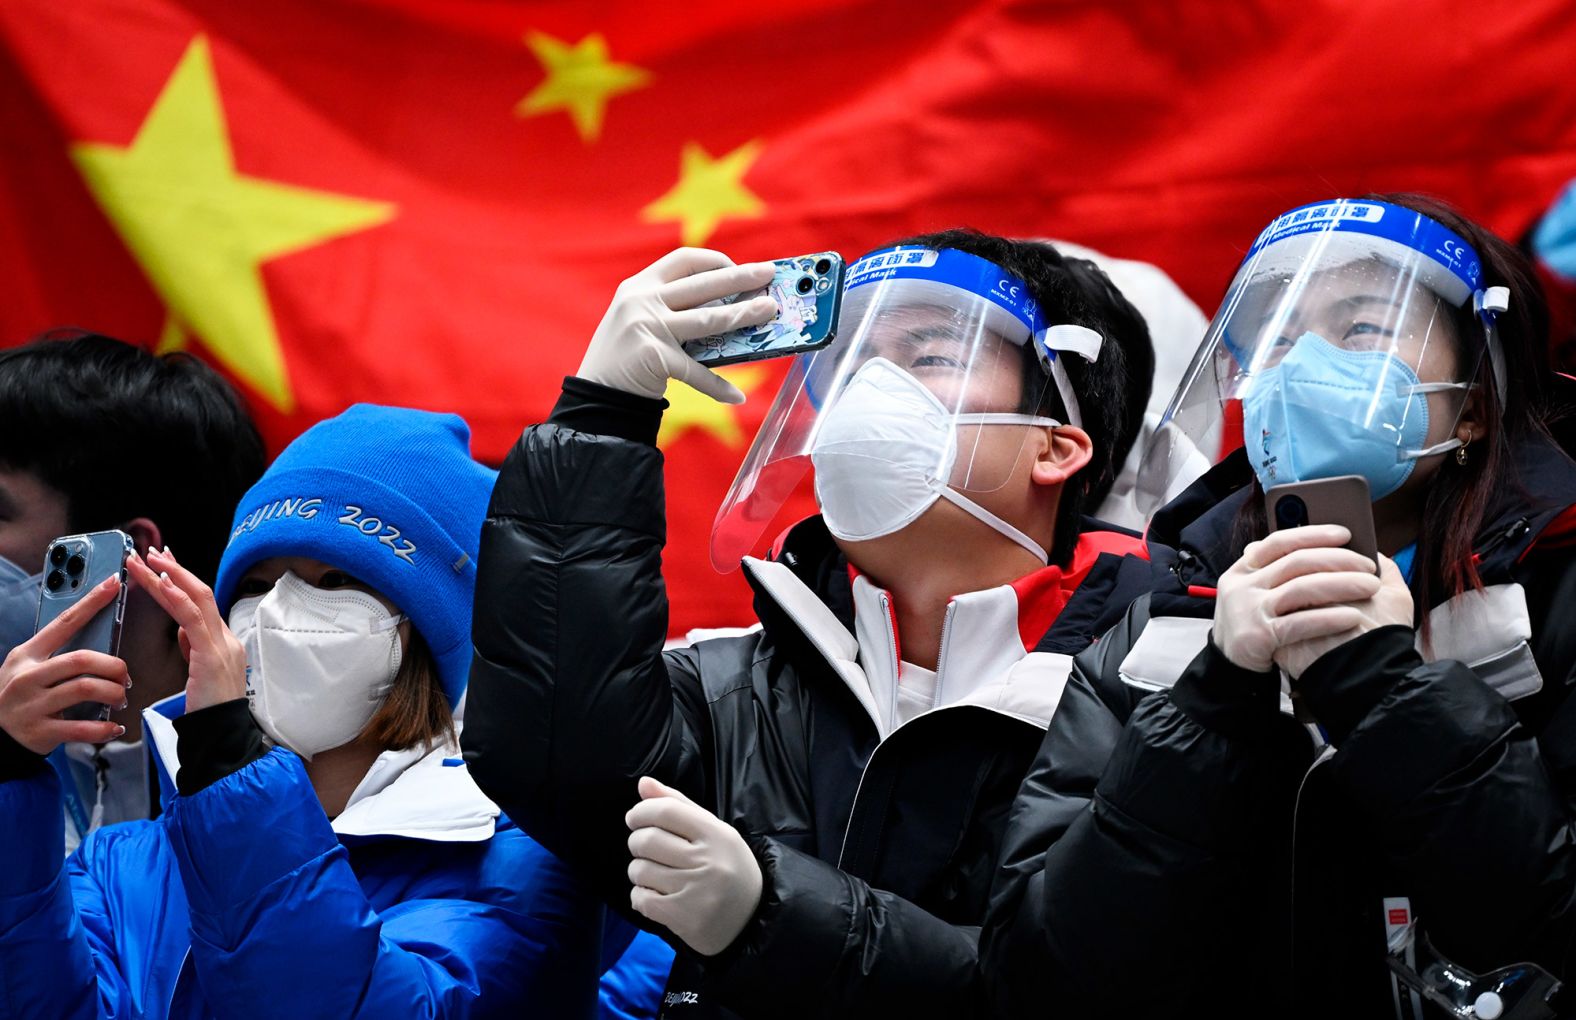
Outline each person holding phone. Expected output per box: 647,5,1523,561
0,404,668,1019
0,331,265,851
981,195,1576,1016
462,230,1155,1018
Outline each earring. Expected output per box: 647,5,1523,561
1455,439,1471,466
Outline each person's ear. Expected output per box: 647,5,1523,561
120,517,163,558
1455,384,1487,447
1030,426,1093,487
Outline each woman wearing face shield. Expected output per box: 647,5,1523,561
981,195,1576,1018
462,231,1155,1019
0,405,668,1019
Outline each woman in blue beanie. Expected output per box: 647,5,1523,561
0,404,669,1019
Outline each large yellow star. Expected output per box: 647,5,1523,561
515,32,651,143
642,141,766,247
70,36,395,411
657,364,772,450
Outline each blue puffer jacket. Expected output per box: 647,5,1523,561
0,696,672,1019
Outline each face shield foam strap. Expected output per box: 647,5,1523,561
1474,285,1510,408
1035,324,1103,430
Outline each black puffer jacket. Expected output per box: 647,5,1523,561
462,378,1152,1020
981,435,1576,1018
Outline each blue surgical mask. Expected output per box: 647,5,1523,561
0,554,42,661
1241,332,1467,500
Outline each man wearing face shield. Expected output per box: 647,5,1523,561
464,230,1153,1019
982,196,1576,1018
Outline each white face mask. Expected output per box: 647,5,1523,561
809,357,1059,562
228,571,406,759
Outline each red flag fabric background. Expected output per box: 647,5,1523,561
3,0,1575,634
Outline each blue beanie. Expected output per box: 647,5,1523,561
214,404,498,708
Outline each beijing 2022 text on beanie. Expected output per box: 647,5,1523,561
213,404,498,707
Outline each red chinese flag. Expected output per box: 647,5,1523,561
4,1,1575,634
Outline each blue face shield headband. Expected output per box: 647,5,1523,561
808,245,1104,427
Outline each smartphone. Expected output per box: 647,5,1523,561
1264,476,1380,571
34,530,133,722
681,252,844,367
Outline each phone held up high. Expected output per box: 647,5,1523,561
1264,475,1380,572
681,252,844,368
34,530,133,722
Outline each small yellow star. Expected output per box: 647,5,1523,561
70,36,395,411
515,31,651,143
658,363,772,450
642,140,766,247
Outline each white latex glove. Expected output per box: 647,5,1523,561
1272,553,1413,680
577,248,777,404
1212,525,1383,673
625,775,763,957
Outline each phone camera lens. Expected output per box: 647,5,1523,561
796,276,814,295
50,545,68,566
814,258,832,275
46,570,64,591
1275,496,1309,529
66,554,86,575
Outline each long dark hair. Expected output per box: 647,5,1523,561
1231,194,1554,617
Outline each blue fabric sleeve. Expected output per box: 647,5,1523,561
0,769,117,1019
165,746,605,1019
598,929,675,1020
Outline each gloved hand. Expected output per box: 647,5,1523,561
625,775,763,957
1212,524,1382,673
1272,553,1413,679
578,248,777,404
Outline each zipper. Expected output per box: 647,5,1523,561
90,746,109,831
933,602,957,708
1288,743,1334,1000
878,593,900,733
168,947,194,1016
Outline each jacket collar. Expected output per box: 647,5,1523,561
743,516,1142,736
141,693,499,842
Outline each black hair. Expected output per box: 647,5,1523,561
878,229,1153,565
0,331,266,584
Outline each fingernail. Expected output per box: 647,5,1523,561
119,698,129,710
162,545,171,556
114,725,126,737
159,571,170,582
101,575,118,589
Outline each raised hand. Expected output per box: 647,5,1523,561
0,575,128,754
1213,525,1382,673
577,248,777,404
1273,553,1413,680
127,548,246,712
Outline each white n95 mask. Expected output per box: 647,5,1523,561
228,571,406,759
809,357,1060,562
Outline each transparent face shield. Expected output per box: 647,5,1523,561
710,245,1102,572
1136,199,1506,513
